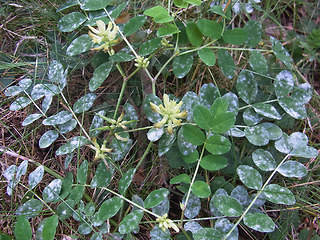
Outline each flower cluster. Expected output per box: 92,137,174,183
88,20,120,52
150,94,187,134
156,213,179,233
134,56,150,69
89,137,112,160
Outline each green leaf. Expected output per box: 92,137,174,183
173,53,194,78
139,38,161,56
264,184,295,205
197,19,222,39
193,228,223,240
193,105,214,131
206,134,231,155
124,15,147,36
291,83,313,103
4,85,23,97
218,49,235,79
159,131,176,156
152,197,169,216
58,119,77,134
80,0,112,11
182,149,199,164
191,180,211,198
16,199,43,218
110,52,134,62
147,127,164,142
211,112,236,134
119,210,144,234
57,12,86,32
278,97,307,119
89,61,113,92
182,124,205,146
111,133,133,161
14,216,32,240
42,215,58,240
236,71,257,104
22,113,42,126
170,174,191,184
182,193,201,219
43,110,73,126
56,136,89,155
261,122,282,140
144,6,174,23
237,165,262,190
215,218,239,240
77,222,91,235
223,28,248,45
210,5,231,19
213,195,242,217
210,97,228,116
199,83,220,108
57,0,79,12
39,130,59,149
274,70,295,98
200,155,228,171
222,92,239,115
144,188,169,208
243,108,263,126
28,166,44,189
9,96,32,111
143,94,163,123
31,84,60,100
270,36,293,69
73,93,96,114
67,34,94,56
92,197,123,226
186,22,203,46
252,149,277,171
173,0,188,8
150,226,170,240
185,0,201,5
56,199,75,220
253,102,281,120
91,233,103,240
157,23,180,37
181,91,199,122
118,168,136,195
198,48,216,66
249,50,268,75
48,60,66,88
244,213,275,233
77,160,88,184
277,160,308,178
177,126,197,156
42,95,53,113
244,20,262,48
43,179,62,203
244,124,270,146
60,172,73,199
231,186,251,208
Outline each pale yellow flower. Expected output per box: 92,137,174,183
156,213,180,233
88,20,120,52
150,94,187,134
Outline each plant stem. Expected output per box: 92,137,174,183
180,134,208,225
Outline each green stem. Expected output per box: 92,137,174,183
135,141,153,170
223,154,290,240
180,134,208,225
